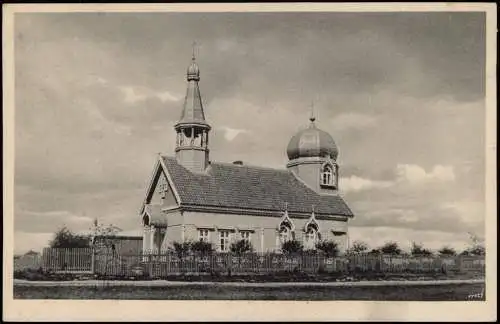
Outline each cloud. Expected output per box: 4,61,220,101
78,97,133,135
440,201,485,229
15,209,94,233
340,163,456,193
396,164,456,184
14,232,54,255
119,86,180,104
330,113,378,131
156,91,180,103
340,175,392,192
219,126,249,142
120,86,148,104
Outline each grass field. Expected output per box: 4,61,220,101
14,282,485,301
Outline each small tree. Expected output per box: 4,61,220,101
462,232,485,256
348,240,368,254
380,242,402,255
230,239,253,256
50,226,90,248
315,240,339,257
410,242,433,256
89,220,122,255
438,246,457,256
89,220,122,278
281,239,303,255
191,240,215,255
172,241,192,258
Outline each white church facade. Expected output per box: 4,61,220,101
138,52,354,254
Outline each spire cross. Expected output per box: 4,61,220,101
192,41,197,60
309,101,316,122
284,202,288,211
312,204,316,214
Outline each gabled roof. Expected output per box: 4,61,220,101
161,156,354,217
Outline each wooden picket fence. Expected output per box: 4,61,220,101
41,248,93,273
33,248,486,277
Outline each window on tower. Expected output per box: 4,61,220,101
320,163,336,188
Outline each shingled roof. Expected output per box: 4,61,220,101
162,156,354,217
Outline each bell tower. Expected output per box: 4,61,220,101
174,44,211,173
286,105,339,194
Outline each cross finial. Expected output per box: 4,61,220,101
284,201,288,211
192,41,197,60
312,204,315,214
309,101,316,122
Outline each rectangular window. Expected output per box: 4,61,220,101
240,231,251,242
219,231,231,252
198,229,209,242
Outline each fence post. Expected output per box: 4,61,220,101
458,255,464,273
91,248,96,274
148,253,153,278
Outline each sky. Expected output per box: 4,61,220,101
13,12,486,254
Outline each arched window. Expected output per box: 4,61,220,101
304,223,319,250
321,163,336,187
142,213,150,227
279,221,293,244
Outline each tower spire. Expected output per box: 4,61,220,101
192,41,196,60
174,48,211,173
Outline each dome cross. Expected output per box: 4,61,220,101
309,101,316,123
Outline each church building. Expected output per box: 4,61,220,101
139,52,354,254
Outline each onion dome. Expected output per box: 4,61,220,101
287,115,338,160
187,56,200,81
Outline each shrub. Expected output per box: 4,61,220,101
50,227,90,248
281,239,303,255
191,241,215,255
347,240,368,254
411,242,434,256
315,240,339,257
460,246,485,256
438,246,457,256
462,232,485,256
172,241,192,258
380,242,402,255
230,239,253,256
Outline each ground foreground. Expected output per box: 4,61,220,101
14,280,485,301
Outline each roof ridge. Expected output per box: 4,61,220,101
210,160,289,172
163,155,288,172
